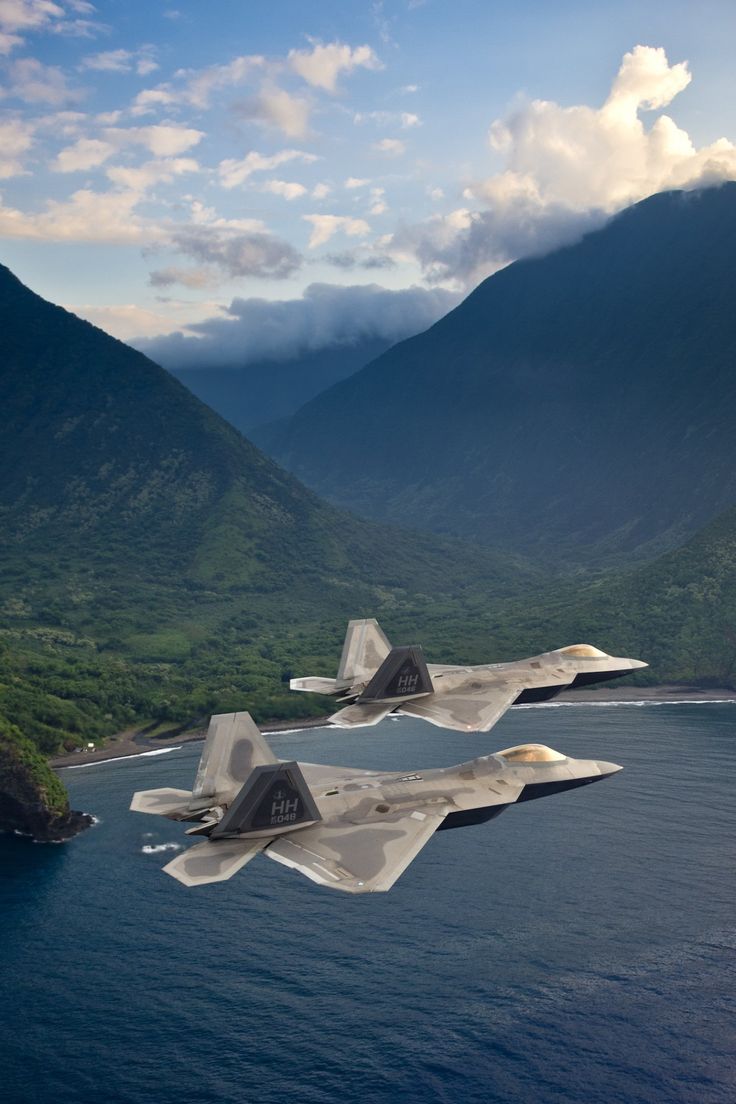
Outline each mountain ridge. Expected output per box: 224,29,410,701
258,184,736,566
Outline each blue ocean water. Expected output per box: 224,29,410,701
1,702,735,1104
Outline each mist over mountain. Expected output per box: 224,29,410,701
169,338,390,433
259,185,736,566
138,282,458,430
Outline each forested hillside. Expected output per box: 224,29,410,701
0,261,532,756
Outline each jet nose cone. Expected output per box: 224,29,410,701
596,760,623,777
630,658,648,670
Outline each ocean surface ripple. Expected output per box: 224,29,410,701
1,704,734,1104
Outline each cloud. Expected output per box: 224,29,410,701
105,156,199,191
79,46,158,75
52,124,203,173
79,48,132,72
0,1,65,34
110,124,203,157
52,135,114,171
131,54,265,114
354,109,420,128
0,116,33,176
235,83,311,139
0,30,22,52
147,265,214,289
311,181,330,199
324,249,394,270
262,178,307,200
394,45,736,285
69,302,185,340
288,41,381,92
218,147,316,189
2,55,83,104
0,1,99,46
0,185,152,241
477,45,702,213
373,137,405,155
390,203,604,286
135,281,459,368
164,223,302,280
303,213,370,247
67,296,223,341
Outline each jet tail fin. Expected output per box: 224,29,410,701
193,711,277,801
337,618,392,686
357,645,433,702
210,760,321,838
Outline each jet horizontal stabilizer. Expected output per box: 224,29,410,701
163,837,270,886
129,787,193,819
289,676,341,695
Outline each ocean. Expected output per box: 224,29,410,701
1,702,734,1104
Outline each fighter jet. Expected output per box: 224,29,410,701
131,710,622,893
290,619,647,732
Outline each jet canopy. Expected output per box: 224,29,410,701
497,744,567,763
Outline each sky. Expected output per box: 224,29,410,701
1,0,736,367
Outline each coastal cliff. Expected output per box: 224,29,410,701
0,722,91,842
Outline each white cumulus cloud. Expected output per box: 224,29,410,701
218,148,316,189
52,135,114,171
373,137,405,156
2,55,82,104
262,178,307,200
395,45,736,286
236,83,311,139
303,213,370,248
0,116,34,176
288,40,381,92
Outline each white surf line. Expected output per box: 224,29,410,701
514,698,736,710
60,746,183,770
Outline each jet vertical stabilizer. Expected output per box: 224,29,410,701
337,618,391,686
193,710,277,801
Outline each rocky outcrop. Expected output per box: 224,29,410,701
0,724,92,843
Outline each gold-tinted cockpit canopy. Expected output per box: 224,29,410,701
558,644,609,658
497,743,567,763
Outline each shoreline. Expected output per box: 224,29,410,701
49,684,736,771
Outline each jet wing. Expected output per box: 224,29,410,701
398,683,522,733
264,808,448,893
298,762,383,787
162,837,272,886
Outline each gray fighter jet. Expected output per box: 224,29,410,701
290,619,647,732
131,710,622,893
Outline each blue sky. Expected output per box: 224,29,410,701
1,0,735,362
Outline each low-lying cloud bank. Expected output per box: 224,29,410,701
136,282,459,370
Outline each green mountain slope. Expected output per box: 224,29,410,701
476,504,736,687
259,185,736,566
0,261,533,759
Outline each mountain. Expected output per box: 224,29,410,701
169,337,391,433
0,260,533,763
484,504,736,687
258,185,736,566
